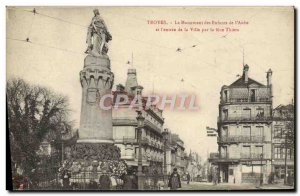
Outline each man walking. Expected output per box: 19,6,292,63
186,172,191,185
168,168,181,190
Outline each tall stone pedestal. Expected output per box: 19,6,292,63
78,55,114,143
58,55,128,188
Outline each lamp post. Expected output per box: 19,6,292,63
136,110,145,190
260,153,263,186
162,128,169,187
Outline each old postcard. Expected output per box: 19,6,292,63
6,6,295,191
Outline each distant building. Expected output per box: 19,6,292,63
171,134,186,174
164,131,186,175
215,65,273,184
112,69,164,174
272,104,294,181
186,151,202,181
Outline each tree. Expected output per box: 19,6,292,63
7,78,73,183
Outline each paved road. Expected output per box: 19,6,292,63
177,181,294,190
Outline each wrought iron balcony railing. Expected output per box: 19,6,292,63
218,116,272,123
218,136,265,143
240,153,264,159
221,97,271,104
123,137,149,145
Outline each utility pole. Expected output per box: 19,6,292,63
260,153,263,186
284,129,288,185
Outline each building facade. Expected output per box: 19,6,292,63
186,151,202,181
216,65,273,184
165,132,186,175
171,134,186,174
112,68,165,174
272,104,294,182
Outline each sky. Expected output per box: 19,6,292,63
6,6,294,160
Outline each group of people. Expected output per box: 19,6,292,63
62,167,183,190
61,170,137,190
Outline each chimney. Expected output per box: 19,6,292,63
266,69,272,86
243,64,249,83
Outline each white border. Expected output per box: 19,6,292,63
1,1,298,196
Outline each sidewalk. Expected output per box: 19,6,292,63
259,184,294,190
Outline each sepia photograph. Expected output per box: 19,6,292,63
5,6,295,191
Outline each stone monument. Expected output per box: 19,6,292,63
79,8,114,143
59,9,126,187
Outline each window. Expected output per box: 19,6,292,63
242,146,251,158
287,149,291,159
224,90,228,102
256,126,264,137
255,146,263,157
286,148,294,160
242,108,251,119
223,109,228,120
242,126,251,137
222,126,228,137
274,126,283,138
221,146,228,158
274,147,282,159
256,108,264,119
250,89,256,102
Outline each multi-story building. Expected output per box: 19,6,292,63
165,131,186,175
215,64,273,184
186,151,202,181
112,68,164,174
272,104,294,182
170,134,186,174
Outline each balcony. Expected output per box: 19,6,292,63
215,153,239,163
123,137,149,145
218,136,265,143
218,116,272,123
240,153,264,159
221,97,271,104
140,137,149,145
123,137,137,144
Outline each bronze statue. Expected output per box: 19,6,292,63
85,9,112,56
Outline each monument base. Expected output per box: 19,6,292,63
59,143,127,189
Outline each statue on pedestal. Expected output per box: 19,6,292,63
85,9,112,56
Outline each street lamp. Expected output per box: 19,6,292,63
260,153,263,186
162,128,169,187
136,110,145,190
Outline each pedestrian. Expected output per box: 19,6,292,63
122,168,138,190
110,175,118,190
168,168,181,190
99,173,112,190
186,172,191,185
212,167,218,185
62,170,71,190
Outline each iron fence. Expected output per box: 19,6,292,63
25,169,167,190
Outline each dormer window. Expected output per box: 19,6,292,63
250,89,256,102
